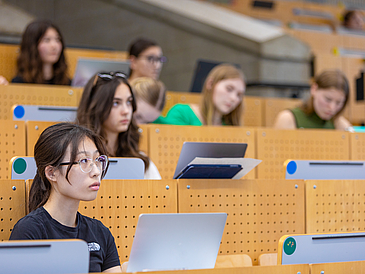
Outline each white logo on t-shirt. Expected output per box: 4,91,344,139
88,242,100,252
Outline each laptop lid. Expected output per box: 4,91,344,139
173,142,248,179
0,239,89,274
189,59,241,93
127,213,227,272
71,58,130,87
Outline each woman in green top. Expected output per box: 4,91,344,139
162,64,246,126
274,70,352,130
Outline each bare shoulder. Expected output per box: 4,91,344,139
334,116,352,130
273,110,296,129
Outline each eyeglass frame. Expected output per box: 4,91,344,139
59,155,109,173
137,55,167,65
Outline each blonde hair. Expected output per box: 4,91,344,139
130,77,166,111
301,69,349,120
200,64,245,126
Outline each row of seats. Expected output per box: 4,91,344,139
1,120,363,180
2,178,364,265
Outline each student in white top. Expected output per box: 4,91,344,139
76,71,161,179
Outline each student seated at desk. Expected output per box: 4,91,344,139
77,72,161,179
161,64,245,126
343,10,364,31
130,77,166,124
9,123,122,273
11,20,71,85
274,70,352,130
128,37,166,82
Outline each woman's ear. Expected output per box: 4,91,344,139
45,165,56,182
310,83,318,97
206,77,213,91
129,55,137,71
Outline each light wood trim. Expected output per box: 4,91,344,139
258,253,278,266
215,254,252,268
0,180,26,240
310,260,365,274
177,179,305,265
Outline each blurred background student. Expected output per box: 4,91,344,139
12,20,70,85
77,72,161,179
343,10,364,31
161,64,245,126
128,37,166,81
130,77,166,124
274,70,352,130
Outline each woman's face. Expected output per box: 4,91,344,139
212,78,245,115
130,46,163,79
311,86,346,120
103,82,133,134
51,137,102,202
37,27,62,65
134,99,161,124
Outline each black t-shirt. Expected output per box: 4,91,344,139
9,207,120,272
11,75,71,85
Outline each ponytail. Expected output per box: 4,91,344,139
28,171,51,212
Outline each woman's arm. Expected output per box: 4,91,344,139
334,115,352,131
273,110,297,129
103,265,123,273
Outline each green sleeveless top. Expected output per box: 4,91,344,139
290,107,335,129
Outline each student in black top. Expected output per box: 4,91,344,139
9,123,121,273
12,20,71,85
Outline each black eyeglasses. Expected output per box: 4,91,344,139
59,155,109,173
138,55,167,64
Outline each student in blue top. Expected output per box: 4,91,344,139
10,123,122,273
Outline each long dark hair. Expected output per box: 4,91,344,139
76,73,150,169
128,37,158,78
29,123,107,213
16,20,69,85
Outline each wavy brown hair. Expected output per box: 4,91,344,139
15,20,69,85
76,73,150,169
301,69,350,120
29,123,107,212
200,64,246,126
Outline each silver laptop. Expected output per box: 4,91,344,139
173,142,248,179
0,239,89,274
71,58,130,87
127,213,227,272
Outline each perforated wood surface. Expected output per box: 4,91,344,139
256,128,350,179
78,179,177,261
264,98,302,127
0,180,26,241
243,97,262,127
350,133,365,160
0,121,26,179
177,179,305,265
0,85,81,120
138,124,149,156
148,124,256,179
26,121,56,156
306,180,365,233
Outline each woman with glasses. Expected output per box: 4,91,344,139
11,20,70,85
128,38,166,81
161,64,245,126
10,123,122,273
77,72,161,179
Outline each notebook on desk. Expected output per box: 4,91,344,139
173,142,248,179
71,58,130,87
126,213,227,272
